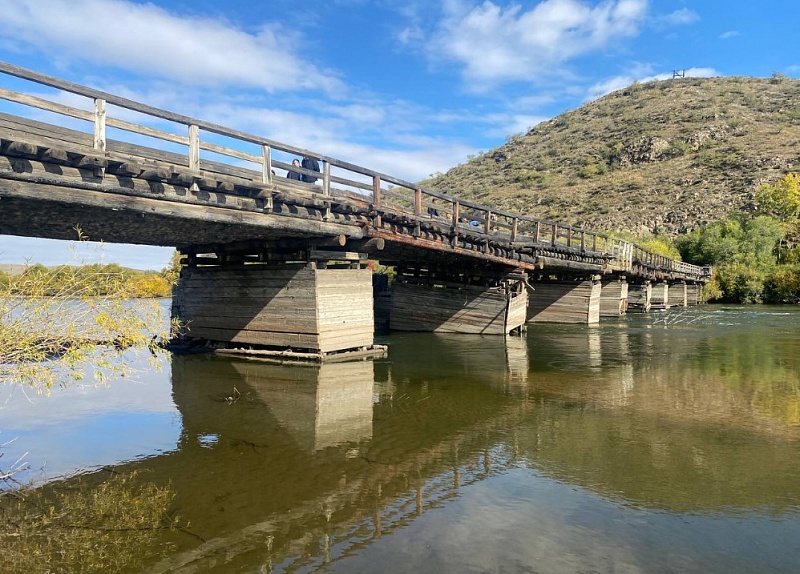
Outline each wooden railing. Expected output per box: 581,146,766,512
0,61,708,280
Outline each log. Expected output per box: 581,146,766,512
75,155,108,169
39,147,69,164
4,141,38,158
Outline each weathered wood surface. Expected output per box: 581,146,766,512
527,280,601,324
316,268,374,352
505,286,529,334
627,283,652,312
650,282,671,310
686,283,700,306
600,278,629,317
173,265,374,353
668,282,688,308
389,281,526,335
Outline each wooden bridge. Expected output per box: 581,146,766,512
0,62,710,358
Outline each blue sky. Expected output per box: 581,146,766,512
0,0,797,270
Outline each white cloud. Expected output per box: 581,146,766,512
0,0,343,95
585,66,719,101
431,0,648,88
481,112,550,139
659,8,699,25
720,30,740,40
398,25,425,44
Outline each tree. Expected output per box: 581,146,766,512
756,173,800,257
1,263,174,393
677,215,785,303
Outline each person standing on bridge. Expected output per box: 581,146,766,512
286,158,302,180
301,156,320,183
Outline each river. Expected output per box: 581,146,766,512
2,304,799,573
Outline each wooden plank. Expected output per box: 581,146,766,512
0,87,93,122
505,288,528,332
600,279,628,317
316,267,374,352
199,138,261,164
0,175,364,239
390,282,511,335
184,316,319,334
527,281,601,324
182,325,322,350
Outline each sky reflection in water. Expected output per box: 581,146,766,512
2,305,799,573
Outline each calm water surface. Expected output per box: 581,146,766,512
2,304,799,573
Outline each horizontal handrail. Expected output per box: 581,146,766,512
0,61,709,280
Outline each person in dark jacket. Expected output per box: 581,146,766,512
286,158,302,180
301,156,320,183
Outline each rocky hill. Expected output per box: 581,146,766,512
422,76,800,237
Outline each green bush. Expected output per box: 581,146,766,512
714,262,767,303
764,264,800,303
677,214,785,303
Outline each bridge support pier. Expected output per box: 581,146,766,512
687,283,701,306
650,281,670,310
668,282,688,308
627,282,652,312
389,270,528,335
173,261,379,358
527,278,601,324
600,277,628,317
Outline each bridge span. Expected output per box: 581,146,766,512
0,62,709,358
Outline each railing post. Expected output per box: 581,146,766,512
372,175,381,228
551,225,557,247
261,144,272,184
452,200,460,247
534,221,540,244
188,124,200,172
372,176,381,208
93,98,106,153
414,187,422,216
580,231,586,251
484,210,492,235
592,234,597,252
566,228,573,248
322,160,331,196
511,217,518,243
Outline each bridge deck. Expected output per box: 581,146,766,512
0,61,709,282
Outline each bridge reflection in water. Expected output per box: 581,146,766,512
116,317,800,573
